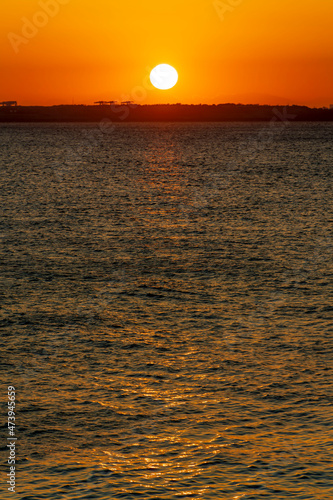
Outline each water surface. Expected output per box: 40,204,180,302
1,122,332,499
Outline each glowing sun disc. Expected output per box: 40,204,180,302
150,64,178,90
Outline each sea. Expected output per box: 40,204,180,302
0,122,332,500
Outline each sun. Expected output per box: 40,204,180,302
150,64,178,90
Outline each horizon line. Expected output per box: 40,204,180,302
1,102,333,109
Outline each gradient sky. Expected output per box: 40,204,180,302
1,0,333,106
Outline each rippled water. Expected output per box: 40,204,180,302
1,122,332,499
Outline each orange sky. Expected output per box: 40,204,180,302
1,0,333,106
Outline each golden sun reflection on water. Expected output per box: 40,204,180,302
3,123,332,499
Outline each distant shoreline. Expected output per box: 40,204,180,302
1,104,333,122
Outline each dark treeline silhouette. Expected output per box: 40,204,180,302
1,103,333,122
